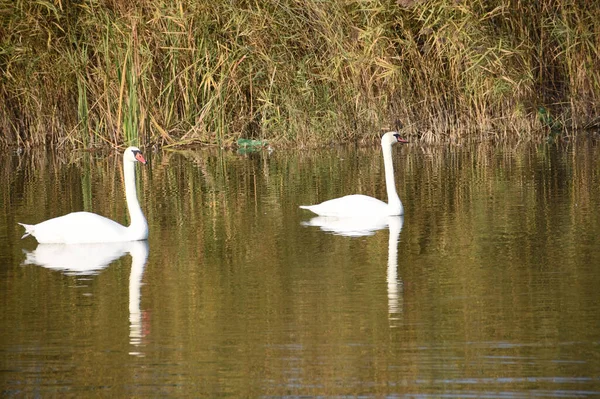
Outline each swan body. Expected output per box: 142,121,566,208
19,147,148,244
300,132,408,217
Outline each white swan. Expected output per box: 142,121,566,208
300,131,408,217
18,146,148,244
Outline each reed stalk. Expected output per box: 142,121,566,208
0,0,598,148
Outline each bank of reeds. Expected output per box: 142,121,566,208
1,0,599,148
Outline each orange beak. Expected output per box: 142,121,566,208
135,152,147,164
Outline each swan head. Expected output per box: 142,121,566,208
124,146,147,165
381,131,408,147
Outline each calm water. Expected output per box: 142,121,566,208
1,139,599,397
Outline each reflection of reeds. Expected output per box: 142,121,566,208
1,1,599,148
3,141,599,394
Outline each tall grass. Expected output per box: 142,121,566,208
0,0,598,148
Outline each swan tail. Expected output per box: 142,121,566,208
18,223,34,239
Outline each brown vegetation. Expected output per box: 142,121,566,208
1,0,599,148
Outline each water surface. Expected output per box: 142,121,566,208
1,139,599,397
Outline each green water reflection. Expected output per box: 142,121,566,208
1,140,599,397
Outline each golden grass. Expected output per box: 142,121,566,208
0,0,598,148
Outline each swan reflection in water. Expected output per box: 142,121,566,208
22,240,149,355
302,215,404,323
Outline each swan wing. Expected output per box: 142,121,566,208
26,212,130,244
300,195,389,217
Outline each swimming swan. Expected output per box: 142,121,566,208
19,146,148,244
300,131,408,217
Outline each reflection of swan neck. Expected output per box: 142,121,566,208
382,141,402,215
387,216,403,318
128,248,146,315
129,241,149,353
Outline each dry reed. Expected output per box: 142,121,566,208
0,0,598,148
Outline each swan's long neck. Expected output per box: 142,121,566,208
382,142,403,215
124,158,148,236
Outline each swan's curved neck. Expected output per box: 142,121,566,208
382,142,403,214
124,159,147,234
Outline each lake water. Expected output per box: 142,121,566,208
1,139,599,397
